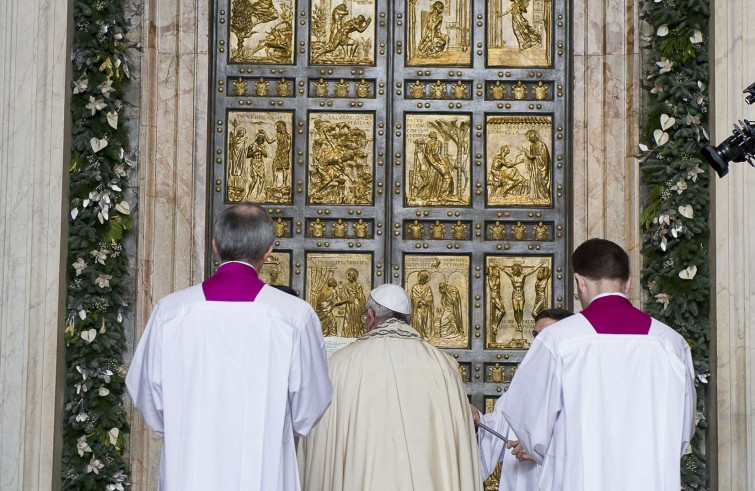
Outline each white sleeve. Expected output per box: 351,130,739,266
478,396,510,479
125,305,165,437
680,343,696,455
288,308,332,437
501,339,562,465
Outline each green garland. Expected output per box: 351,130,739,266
62,0,133,488
639,0,710,488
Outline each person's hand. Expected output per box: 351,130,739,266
507,440,535,462
469,403,481,423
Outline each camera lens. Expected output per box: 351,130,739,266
701,144,730,177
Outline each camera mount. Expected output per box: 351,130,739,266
701,82,755,177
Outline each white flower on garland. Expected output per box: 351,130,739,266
670,221,683,238
77,436,93,457
106,483,125,491
96,274,113,288
86,457,105,475
99,386,110,396
85,96,107,116
73,78,89,94
690,30,703,44
75,412,89,423
108,427,120,446
73,258,88,276
656,24,669,36
655,293,670,310
679,265,698,280
678,204,694,219
98,80,115,96
686,164,705,182
656,58,674,73
670,177,687,194
90,249,109,265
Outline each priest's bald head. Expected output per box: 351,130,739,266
212,203,275,271
571,238,631,309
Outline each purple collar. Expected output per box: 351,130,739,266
202,262,264,302
581,294,651,335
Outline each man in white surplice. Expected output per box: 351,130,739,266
501,238,695,490
126,204,332,491
472,308,573,491
298,284,483,491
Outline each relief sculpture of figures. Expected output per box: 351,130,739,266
486,256,551,348
407,0,471,66
487,0,552,67
226,111,293,204
230,0,294,64
306,253,372,338
486,116,552,207
406,115,471,207
405,255,469,348
308,113,374,205
311,1,375,65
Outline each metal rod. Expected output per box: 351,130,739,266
475,420,510,445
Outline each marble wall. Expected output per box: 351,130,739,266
0,0,72,488
710,0,755,488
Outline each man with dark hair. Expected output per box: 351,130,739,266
472,308,574,491
299,284,482,491
127,203,332,491
501,238,695,490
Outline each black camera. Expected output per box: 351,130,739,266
702,82,755,178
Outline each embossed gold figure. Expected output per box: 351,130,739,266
488,144,526,198
410,80,426,99
269,120,292,200
438,282,463,337
511,221,526,240
334,79,350,97
416,1,449,57
533,222,548,241
489,363,505,383
531,266,551,319
459,364,467,382
230,0,294,64
273,218,287,237
333,219,347,238
431,80,446,99
490,81,505,100
507,0,542,50
411,271,434,338
523,129,551,200
227,120,248,202
407,0,470,66
512,81,527,100
353,218,368,238
502,261,546,336
340,268,366,337
311,1,373,65
533,81,548,100
430,221,445,240
451,81,467,99
451,221,467,240
489,221,505,241
314,78,329,97
487,264,506,339
355,79,370,98
254,77,269,96
276,78,291,97
244,129,276,201
232,78,248,96
408,220,424,240
315,278,340,336
311,218,326,237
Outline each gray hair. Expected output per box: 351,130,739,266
214,204,275,264
366,295,411,324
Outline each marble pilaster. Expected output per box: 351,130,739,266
128,0,210,486
0,0,72,488
710,0,755,487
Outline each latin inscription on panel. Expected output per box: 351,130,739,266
305,252,373,338
406,0,472,66
404,254,470,348
226,111,294,204
405,113,471,207
307,112,374,205
486,115,552,207
485,255,552,349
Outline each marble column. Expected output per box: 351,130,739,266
572,0,643,302
128,0,210,486
710,0,755,487
0,0,72,488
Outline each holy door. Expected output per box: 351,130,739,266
210,0,570,423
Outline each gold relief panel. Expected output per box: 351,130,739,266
486,0,552,67
485,255,552,349
307,112,374,205
405,0,472,67
405,113,471,207
305,252,373,338
485,115,552,207
259,251,292,286
229,0,295,64
226,111,293,204
310,0,375,66
404,254,470,348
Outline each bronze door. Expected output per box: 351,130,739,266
210,0,570,414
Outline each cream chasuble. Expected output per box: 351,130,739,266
298,319,483,491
